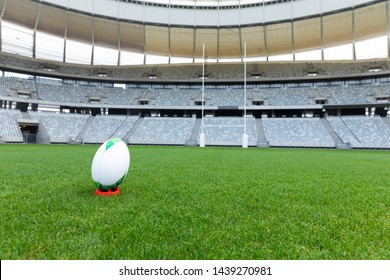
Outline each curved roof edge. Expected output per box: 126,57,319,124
117,0,296,10
1,51,390,84
39,0,382,28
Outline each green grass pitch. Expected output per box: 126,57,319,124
0,144,389,260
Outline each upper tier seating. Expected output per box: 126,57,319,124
101,87,134,105
36,83,87,103
0,77,388,107
1,52,387,81
257,87,315,106
151,89,198,106
0,77,20,96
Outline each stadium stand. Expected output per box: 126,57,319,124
152,89,198,106
110,116,140,141
101,87,134,105
29,111,90,143
158,65,201,80
0,1,389,151
262,117,335,147
128,117,196,145
0,83,11,97
379,82,390,94
339,116,390,148
1,76,389,107
1,106,390,148
1,50,389,82
200,116,258,146
36,83,86,104
0,59,389,149
206,89,244,106
326,116,361,147
316,84,372,105
0,109,23,142
336,85,371,104
257,86,315,106
0,77,19,97
23,79,37,92
83,114,127,144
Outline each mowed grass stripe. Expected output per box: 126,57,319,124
0,145,389,259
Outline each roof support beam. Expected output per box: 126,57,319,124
217,2,220,63
387,0,390,58
63,7,68,63
290,0,295,61
239,1,243,62
352,0,356,61
91,0,95,65
262,0,269,61
33,3,41,59
143,0,146,65
217,27,220,62
91,17,95,65
0,0,8,53
168,25,171,64
117,0,121,66
263,27,269,62
192,27,196,63
320,0,324,61
168,0,171,64
192,2,197,63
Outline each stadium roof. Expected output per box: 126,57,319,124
121,0,283,8
0,0,388,65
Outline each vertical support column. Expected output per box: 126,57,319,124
351,0,356,60
320,0,324,60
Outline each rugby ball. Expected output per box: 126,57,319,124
91,138,130,191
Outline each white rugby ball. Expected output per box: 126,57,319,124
91,138,130,191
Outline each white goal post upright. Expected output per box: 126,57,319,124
242,41,249,148
199,42,206,147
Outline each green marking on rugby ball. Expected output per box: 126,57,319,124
105,138,121,151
